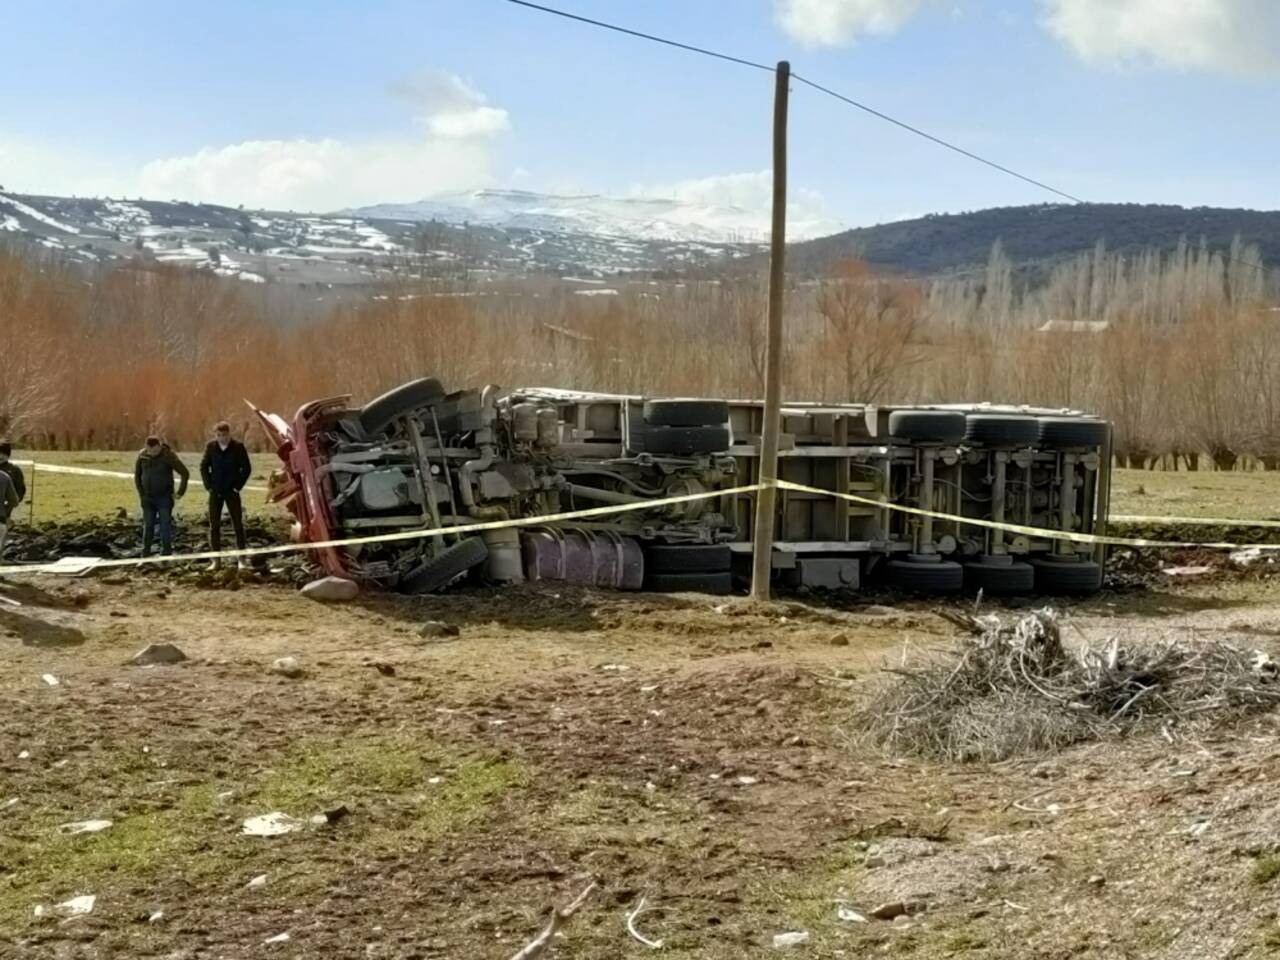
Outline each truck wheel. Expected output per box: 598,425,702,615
359,377,446,437
1029,555,1103,595
399,537,488,595
887,411,967,444
963,558,1035,595
886,558,964,594
643,571,733,595
1036,417,1108,450
644,543,732,574
964,414,1039,447
643,399,729,427
634,425,730,455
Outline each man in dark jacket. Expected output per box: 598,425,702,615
134,435,189,557
200,421,252,568
0,464,19,561
0,441,25,505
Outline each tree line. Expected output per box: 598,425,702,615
1,237,1275,468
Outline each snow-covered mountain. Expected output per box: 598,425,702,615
0,190,787,293
345,189,841,244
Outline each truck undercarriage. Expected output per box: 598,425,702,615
252,379,1111,596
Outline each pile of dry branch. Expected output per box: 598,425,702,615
861,609,1280,761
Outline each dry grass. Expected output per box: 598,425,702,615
859,609,1280,762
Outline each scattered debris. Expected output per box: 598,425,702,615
269,656,303,679
242,812,304,837
736,775,759,786
35,895,96,919
418,620,460,639
59,819,113,835
600,663,630,672
300,576,359,602
509,880,598,960
837,905,868,923
1231,547,1267,567
1087,874,1106,887
18,750,30,760
864,609,1280,761
772,931,810,948
246,874,268,889
148,909,164,923
130,642,188,666
263,932,291,945
625,895,664,949
1162,565,1213,578
41,673,60,686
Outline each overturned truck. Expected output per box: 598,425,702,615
252,378,1112,597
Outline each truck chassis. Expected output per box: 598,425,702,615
253,379,1111,596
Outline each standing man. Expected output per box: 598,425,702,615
134,435,189,557
0,442,26,508
200,421,252,569
0,442,26,562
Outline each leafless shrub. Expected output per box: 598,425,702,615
859,610,1280,762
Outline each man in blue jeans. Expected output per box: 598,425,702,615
134,435,189,557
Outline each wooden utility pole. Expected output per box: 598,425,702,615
750,60,789,601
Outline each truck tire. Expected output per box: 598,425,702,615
887,411,967,444
1036,417,1108,450
399,537,488,595
1029,555,1103,595
634,425,730,455
964,414,1039,448
886,558,964,594
644,543,732,574
359,377,446,437
643,399,729,427
963,558,1035,595
643,571,733,595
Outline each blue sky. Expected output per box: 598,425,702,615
2,0,1278,231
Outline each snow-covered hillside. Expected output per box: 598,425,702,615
346,189,840,244
0,189,776,290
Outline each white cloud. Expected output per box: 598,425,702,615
1042,0,1280,76
136,70,509,211
392,70,512,139
0,137,132,198
632,170,843,240
774,0,925,47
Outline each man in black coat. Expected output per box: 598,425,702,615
200,421,253,569
0,441,24,560
134,435,189,557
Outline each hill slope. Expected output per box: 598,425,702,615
786,203,1280,277
0,191,762,292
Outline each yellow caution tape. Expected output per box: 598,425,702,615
6,473,1280,579
771,480,1280,552
14,459,268,493
0,483,762,576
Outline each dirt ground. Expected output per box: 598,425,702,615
6,553,1280,959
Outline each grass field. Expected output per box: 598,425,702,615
11,451,284,523
1110,467,1280,522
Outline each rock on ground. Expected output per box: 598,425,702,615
269,657,303,679
130,643,188,666
300,577,359,602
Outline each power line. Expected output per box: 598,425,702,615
501,0,773,72
500,0,1081,205
498,0,1278,285
790,74,1084,204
